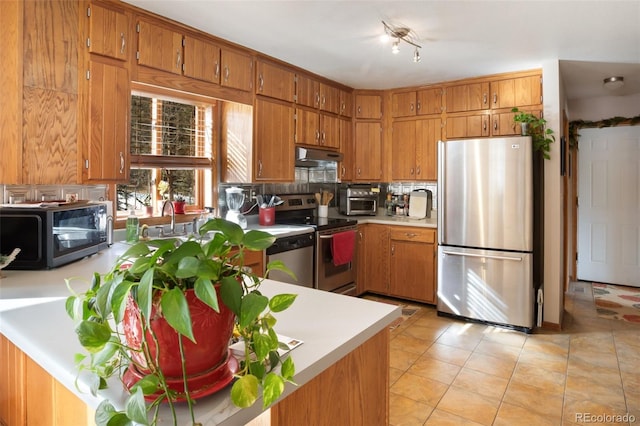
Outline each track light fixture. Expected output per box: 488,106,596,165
381,20,422,62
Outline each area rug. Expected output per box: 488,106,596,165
592,283,640,323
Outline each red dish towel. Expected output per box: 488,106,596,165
331,230,356,266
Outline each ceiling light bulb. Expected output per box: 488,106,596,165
379,33,390,44
603,76,624,90
392,40,400,54
413,48,421,63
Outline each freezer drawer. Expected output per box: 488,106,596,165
437,245,534,330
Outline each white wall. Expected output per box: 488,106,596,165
569,93,640,121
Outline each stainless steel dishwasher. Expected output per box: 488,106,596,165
265,231,315,287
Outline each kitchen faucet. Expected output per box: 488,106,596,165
161,199,176,235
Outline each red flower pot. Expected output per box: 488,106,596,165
172,201,186,214
122,288,238,400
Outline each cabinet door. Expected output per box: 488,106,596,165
137,19,183,74
391,120,416,180
183,36,220,83
296,74,319,108
320,113,340,149
256,60,295,102
417,88,443,115
88,2,129,61
446,82,489,113
319,83,340,114
221,48,253,91
391,91,417,118
354,121,382,181
445,114,490,139
339,117,354,181
415,118,441,181
295,107,319,146
389,228,436,303
86,59,130,182
355,94,382,119
491,111,519,136
339,89,353,117
358,224,389,294
490,75,541,109
255,99,294,181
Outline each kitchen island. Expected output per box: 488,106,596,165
0,243,400,425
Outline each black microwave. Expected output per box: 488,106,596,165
0,203,109,270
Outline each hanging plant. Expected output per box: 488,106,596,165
569,114,640,149
511,108,556,160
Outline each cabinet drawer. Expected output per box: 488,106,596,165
389,227,435,243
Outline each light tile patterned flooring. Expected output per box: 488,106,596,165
383,281,640,425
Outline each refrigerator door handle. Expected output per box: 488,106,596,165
441,250,524,262
437,140,445,243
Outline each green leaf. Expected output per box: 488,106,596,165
175,256,200,278
130,374,160,396
94,400,117,426
160,288,195,342
252,331,272,360
194,277,219,312
281,356,295,381
110,281,134,323
243,231,276,250
262,373,285,408
239,292,269,328
95,281,113,319
230,375,259,408
268,293,297,313
220,277,242,316
125,386,149,425
75,320,112,353
248,360,266,380
265,260,297,281
137,268,155,325
65,295,78,319
200,218,245,245
90,337,119,367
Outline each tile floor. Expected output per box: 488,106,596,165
381,281,640,425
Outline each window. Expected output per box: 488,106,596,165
116,91,215,219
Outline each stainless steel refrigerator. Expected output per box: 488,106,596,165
437,136,535,332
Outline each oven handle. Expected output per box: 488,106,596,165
319,234,334,239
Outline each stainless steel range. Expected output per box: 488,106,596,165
274,194,358,295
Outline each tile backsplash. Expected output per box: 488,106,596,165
1,184,108,204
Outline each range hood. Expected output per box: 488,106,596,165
295,147,343,168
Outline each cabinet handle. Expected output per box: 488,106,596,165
316,130,320,143
483,120,487,131
321,95,326,107
225,65,230,81
405,232,418,238
120,32,125,54
316,93,320,107
357,106,362,114
483,93,488,105
215,62,220,79
258,160,263,177
493,93,497,105
410,167,414,175
259,74,264,91
494,120,498,131
176,50,181,70
417,101,421,111
416,166,421,175
357,167,361,176
410,103,414,112
119,152,124,174
391,245,395,255
341,166,345,177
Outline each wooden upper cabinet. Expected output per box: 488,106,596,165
417,88,443,115
87,2,129,61
490,75,541,109
256,60,295,102
85,58,130,182
339,117,354,181
254,98,294,181
446,82,490,113
416,118,440,181
391,120,417,179
319,83,340,114
296,74,320,108
320,113,340,149
183,36,220,83
391,91,417,118
295,107,320,146
339,89,353,117
136,19,183,75
491,108,541,137
221,47,253,91
355,94,382,119
445,113,490,139
354,121,382,181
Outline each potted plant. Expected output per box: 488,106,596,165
173,195,186,214
65,218,297,426
511,107,556,159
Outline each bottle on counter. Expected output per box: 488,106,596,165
126,209,139,243
403,194,410,216
385,193,394,216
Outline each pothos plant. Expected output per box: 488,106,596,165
66,218,297,426
512,107,556,159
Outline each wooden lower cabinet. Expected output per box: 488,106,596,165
389,227,437,304
271,328,389,426
358,225,438,304
0,334,93,426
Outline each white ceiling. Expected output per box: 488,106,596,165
124,0,640,100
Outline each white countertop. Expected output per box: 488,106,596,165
330,208,438,228
0,243,399,425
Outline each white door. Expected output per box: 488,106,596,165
577,126,640,287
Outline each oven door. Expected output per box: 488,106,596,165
346,197,377,216
315,226,357,292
